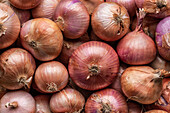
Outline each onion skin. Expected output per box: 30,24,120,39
68,41,119,90
91,2,130,41
34,61,69,93
145,110,168,113
20,18,63,61
121,66,163,104
156,16,170,61
85,88,128,113
53,0,90,39
0,3,20,49
127,101,143,113
50,88,85,113
0,90,36,113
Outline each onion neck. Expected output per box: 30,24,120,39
87,65,100,80
5,101,18,108
18,76,32,89
0,22,7,37
55,16,64,31
135,8,146,32
46,82,58,92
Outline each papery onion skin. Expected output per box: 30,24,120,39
121,66,163,104
50,88,85,113
0,3,20,49
127,101,143,113
53,0,90,39
68,41,119,91
0,48,36,90
156,16,170,61
20,18,63,61
34,61,69,93
91,2,130,41
145,110,168,113
0,90,36,113
85,88,128,113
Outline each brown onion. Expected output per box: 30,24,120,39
145,110,168,113
34,61,69,93
127,101,143,113
68,41,119,90
0,3,20,49
85,88,128,113
0,90,36,113
121,66,163,104
0,48,36,90
53,0,90,39
91,2,130,41
50,88,85,113
20,18,63,61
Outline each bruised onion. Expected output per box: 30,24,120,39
34,61,69,93
0,48,36,90
85,88,128,113
145,110,168,113
50,88,85,113
68,41,119,90
91,2,130,41
20,18,63,61
0,3,20,49
0,90,35,113
156,16,170,61
53,0,90,39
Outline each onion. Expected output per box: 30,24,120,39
145,110,168,113
32,0,60,19
85,88,128,112
20,18,63,61
9,0,42,9
127,101,143,113
121,66,163,104
68,41,119,90
0,90,36,113
34,95,52,113
0,3,20,49
91,2,130,41
156,16,170,61
34,61,69,93
106,0,137,17
0,85,6,99
53,0,90,39
0,48,36,90
50,88,85,113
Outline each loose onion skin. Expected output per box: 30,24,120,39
53,0,90,39
34,61,69,93
156,16,170,61
0,3,20,49
85,88,128,113
50,88,85,113
0,90,36,113
145,110,168,113
20,18,63,61
91,2,130,41
0,48,36,90
121,66,163,104
68,41,119,91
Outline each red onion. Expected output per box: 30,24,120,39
145,110,168,113
34,95,52,113
34,61,69,93
53,0,90,39
20,18,63,61
0,3,20,49
0,85,6,99
0,48,36,90
91,2,130,41
68,41,119,90
85,88,128,112
121,66,163,104
9,0,42,9
0,90,35,113
127,101,143,113
50,88,85,113
106,0,137,17
156,16,170,61
32,0,60,19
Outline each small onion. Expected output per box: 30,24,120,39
85,88,128,113
53,0,90,39
34,61,69,93
91,2,130,41
127,101,143,113
50,88,85,113
145,110,168,113
20,18,63,61
0,90,36,113
68,41,119,90
156,16,170,61
0,48,36,90
0,3,20,49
